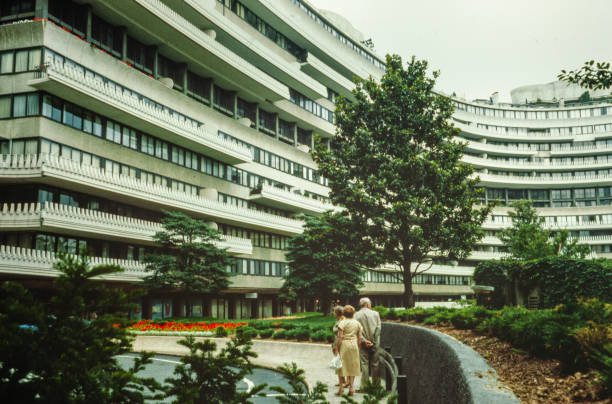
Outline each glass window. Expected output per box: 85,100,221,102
12,94,26,117
0,96,11,118
0,52,14,74
14,50,28,72
28,48,41,70
26,93,39,116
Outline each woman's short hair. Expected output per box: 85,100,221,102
343,305,356,318
333,305,344,316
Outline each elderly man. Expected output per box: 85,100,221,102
354,297,381,391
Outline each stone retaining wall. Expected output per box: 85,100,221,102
381,323,519,404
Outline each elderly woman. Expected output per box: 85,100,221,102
335,305,362,396
331,305,346,389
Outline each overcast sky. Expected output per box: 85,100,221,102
307,0,612,102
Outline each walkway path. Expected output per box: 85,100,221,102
132,336,366,403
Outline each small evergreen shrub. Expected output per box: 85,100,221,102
310,330,331,342
236,326,258,339
294,327,311,341
214,325,228,337
272,330,287,340
258,328,274,339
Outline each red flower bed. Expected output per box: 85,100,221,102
126,320,248,332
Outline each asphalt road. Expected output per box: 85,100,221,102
116,353,302,403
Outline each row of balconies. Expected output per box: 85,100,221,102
464,139,612,157
0,202,253,255
463,154,612,171
30,60,254,165
0,154,304,235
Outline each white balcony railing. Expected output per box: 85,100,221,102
249,184,334,214
0,202,253,255
0,245,149,281
31,60,253,164
0,154,303,235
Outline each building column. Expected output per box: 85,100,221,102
310,131,315,150
293,123,298,146
149,46,159,79
326,138,331,151
119,27,128,61
209,80,215,108
232,92,238,118
179,63,188,94
35,0,49,19
255,104,260,130
274,113,279,139
85,4,93,43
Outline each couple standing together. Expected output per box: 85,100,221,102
332,297,381,396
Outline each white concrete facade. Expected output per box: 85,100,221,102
2,0,608,316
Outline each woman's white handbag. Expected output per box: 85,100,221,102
329,354,343,370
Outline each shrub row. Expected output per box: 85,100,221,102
234,324,335,343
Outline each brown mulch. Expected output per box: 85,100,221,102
398,320,610,404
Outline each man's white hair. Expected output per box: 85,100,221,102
359,297,371,308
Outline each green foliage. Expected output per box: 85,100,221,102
474,256,612,309
516,257,612,308
591,345,612,397
311,329,333,342
272,330,287,340
0,253,162,403
214,325,228,337
270,363,328,404
294,327,312,341
473,259,518,308
252,321,271,330
258,328,275,339
499,200,590,261
577,90,591,103
313,54,491,307
144,210,233,300
280,212,369,315
164,334,265,403
559,60,612,90
236,326,258,340
340,378,397,404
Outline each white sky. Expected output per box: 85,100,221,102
307,0,612,102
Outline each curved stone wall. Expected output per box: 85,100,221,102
381,323,519,404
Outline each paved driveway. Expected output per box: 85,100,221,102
116,353,300,403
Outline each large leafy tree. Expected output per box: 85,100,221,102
0,253,162,402
280,211,373,315
144,211,233,315
499,199,590,260
313,55,492,307
559,60,612,90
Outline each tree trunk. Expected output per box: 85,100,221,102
321,296,331,316
402,266,416,308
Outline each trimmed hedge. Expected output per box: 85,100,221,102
473,257,612,309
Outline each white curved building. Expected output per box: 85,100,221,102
1,0,607,317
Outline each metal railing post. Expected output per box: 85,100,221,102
397,375,408,404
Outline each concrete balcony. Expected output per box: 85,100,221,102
300,52,356,98
249,184,334,215
0,245,149,282
0,202,253,255
476,172,612,188
251,0,385,82
29,61,253,165
0,154,303,235
464,154,612,171
468,250,509,261
95,0,290,104
169,0,328,100
272,98,335,137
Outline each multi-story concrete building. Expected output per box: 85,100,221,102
2,0,607,318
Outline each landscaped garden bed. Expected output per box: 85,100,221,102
126,320,248,336
374,301,611,403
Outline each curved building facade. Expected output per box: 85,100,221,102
0,0,607,317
